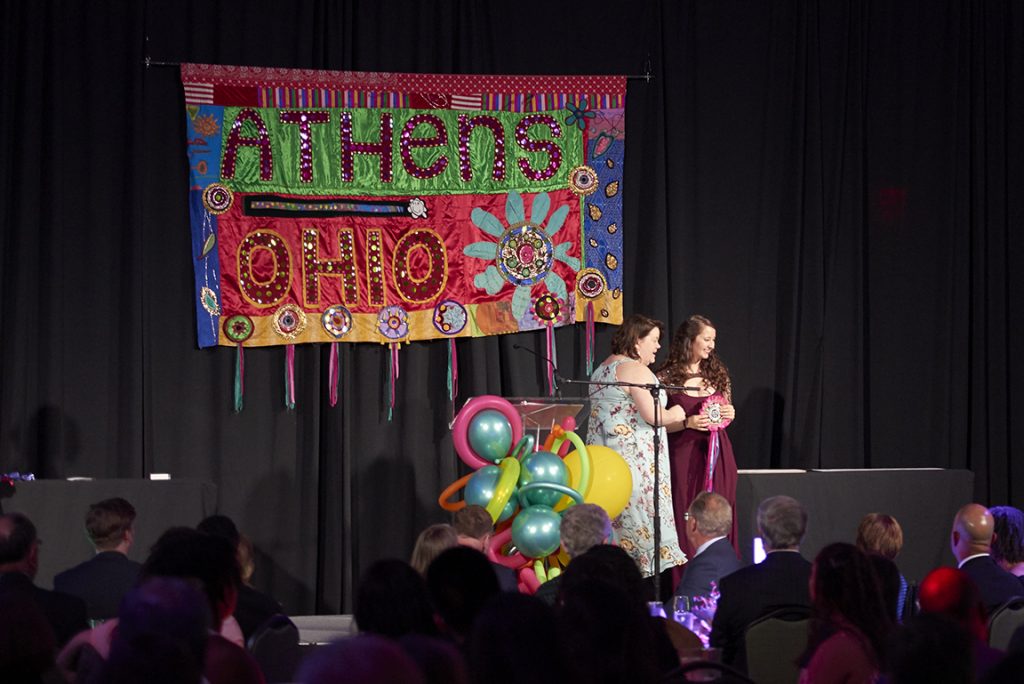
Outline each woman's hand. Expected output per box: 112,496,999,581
686,414,711,432
721,404,736,421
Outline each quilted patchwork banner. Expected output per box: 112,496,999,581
182,64,626,348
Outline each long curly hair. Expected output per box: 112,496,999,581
656,315,731,397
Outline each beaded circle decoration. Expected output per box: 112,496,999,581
568,165,599,197
377,305,409,340
575,268,607,300
200,287,220,316
223,314,254,343
496,224,554,287
272,304,307,339
533,293,561,324
202,183,234,215
433,300,468,335
321,305,353,339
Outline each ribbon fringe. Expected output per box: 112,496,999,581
285,345,296,410
329,342,340,407
233,345,245,413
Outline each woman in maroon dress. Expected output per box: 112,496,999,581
656,315,738,559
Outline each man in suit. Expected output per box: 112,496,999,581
675,492,742,603
710,495,812,673
453,504,519,592
533,503,612,605
54,497,142,622
950,503,1024,614
0,512,88,645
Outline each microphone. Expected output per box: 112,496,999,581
512,343,562,394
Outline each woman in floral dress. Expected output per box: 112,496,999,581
586,314,688,578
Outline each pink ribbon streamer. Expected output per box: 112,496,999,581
704,428,720,492
329,342,339,407
285,345,296,409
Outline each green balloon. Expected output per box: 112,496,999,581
517,451,569,507
467,409,513,463
511,505,562,558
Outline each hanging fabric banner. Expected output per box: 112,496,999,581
181,64,625,348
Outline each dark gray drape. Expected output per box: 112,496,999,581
2,0,1022,613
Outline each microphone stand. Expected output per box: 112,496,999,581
558,371,688,602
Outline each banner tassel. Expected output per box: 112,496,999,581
585,301,595,376
329,342,340,407
545,325,556,396
447,338,459,401
233,345,245,413
386,343,400,422
285,345,296,410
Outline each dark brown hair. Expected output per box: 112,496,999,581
656,314,731,398
86,497,136,550
610,314,662,360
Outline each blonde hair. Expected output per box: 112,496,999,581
856,513,904,560
410,524,459,575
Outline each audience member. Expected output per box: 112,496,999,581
886,613,974,684
0,512,88,646
53,497,142,622
297,634,425,684
96,577,209,684
917,566,1005,680
426,546,499,644
710,495,812,673
868,553,903,623
989,505,1024,577
411,523,459,575
949,503,1024,614
198,514,284,641
452,505,517,591
856,512,909,619
398,634,469,684
0,590,59,683
798,543,892,684
467,592,569,684
58,527,265,684
675,492,742,603
533,502,611,605
354,558,438,638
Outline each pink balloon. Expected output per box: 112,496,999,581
519,567,541,594
486,525,528,569
451,395,524,470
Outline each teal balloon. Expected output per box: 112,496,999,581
517,451,569,507
511,505,562,558
467,409,513,463
465,466,516,522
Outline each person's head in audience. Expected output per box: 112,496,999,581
297,633,426,684
426,546,499,643
989,505,1024,576
0,590,57,681
397,634,469,684
950,503,996,563
686,491,733,551
805,542,892,669
557,576,665,684
197,514,240,546
85,498,137,555
98,577,209,684
559,503,611,559
886,613,974,684
0,512,40,579
411,523,459,575
452,505,494,553
856,512,904,561
355,558,437,638
918,566,988,642
557,542,650,604
141,527,241,630
757,495,807,551
468,592,569,684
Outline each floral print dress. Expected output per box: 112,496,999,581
586,359,687,576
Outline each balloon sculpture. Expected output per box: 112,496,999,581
439,395,632,593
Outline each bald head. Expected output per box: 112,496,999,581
950,504,995,562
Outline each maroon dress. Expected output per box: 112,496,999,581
666,390,739,559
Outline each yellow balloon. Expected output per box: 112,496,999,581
556,445,632,519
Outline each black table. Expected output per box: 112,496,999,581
736,468,974,583
2,478,217,588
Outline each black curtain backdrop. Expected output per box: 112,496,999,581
2,0,1022,613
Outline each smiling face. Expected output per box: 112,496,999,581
635,326,662,366
688,325,716,365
